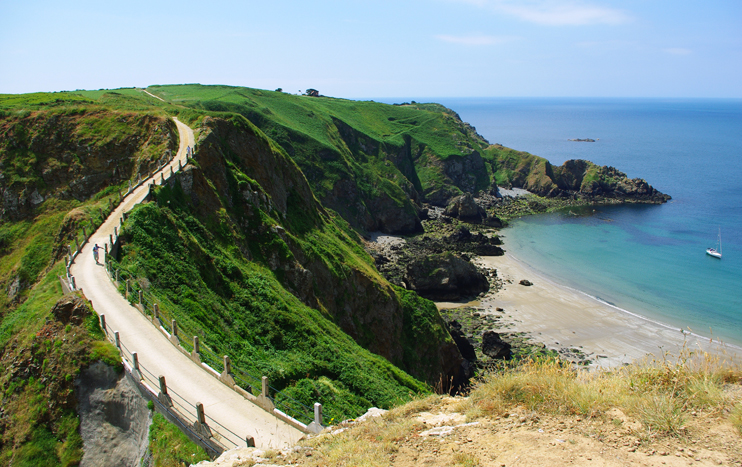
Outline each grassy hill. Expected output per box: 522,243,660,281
0,84,673,463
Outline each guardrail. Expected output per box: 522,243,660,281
101,257,323,434
64,137,325,452
98,315,239,456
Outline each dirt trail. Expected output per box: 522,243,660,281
70,118,304,450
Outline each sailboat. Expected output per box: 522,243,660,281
706,228,722,259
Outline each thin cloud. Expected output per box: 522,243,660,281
436,34,518,46
450,0,632,26
663,47,692,55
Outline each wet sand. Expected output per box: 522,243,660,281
471,253,742,368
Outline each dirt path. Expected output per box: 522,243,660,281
69,118,304,450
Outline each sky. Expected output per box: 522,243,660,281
1,0,741,98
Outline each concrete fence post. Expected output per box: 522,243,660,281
246,436,255,448
100,207,105,220
178,159,182,170
126,279,130,298
70,276,76,290
171,319,178,338
153,303,159,321
137,173,141,183
196,403,206,425
138,290,143,306
119,190,122,202
120,216,124,226
115,269,119,282
160,172,164,184
223,355,231,375
193,336,200,353
104,244,108,256
128,180,132,192
82,226,87,240
314,403,323,427
109,233,114,246
262,376,269,399
132,352,141,378
114,331,120,349
158,375,173,407
170,166,174,177
100,314,106,333
74,237,81,254
114,226,118,237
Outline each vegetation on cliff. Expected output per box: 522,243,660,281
0,85,677,462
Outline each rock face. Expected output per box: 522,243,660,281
166,116,463,387
404,252,489,301
0,110,177,221
493,154,671,203
76,362,151,467
481,331,512,360
445,193,486,222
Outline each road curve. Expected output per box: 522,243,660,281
70,118,304,449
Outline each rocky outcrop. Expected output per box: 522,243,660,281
76,362,151,467
445,193,485,221
490,150,670,204
481,331,511,360
0,110,177,221
163,116,462,387
404,252,489,301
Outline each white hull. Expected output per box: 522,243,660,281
706,248,722,259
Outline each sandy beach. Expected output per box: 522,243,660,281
467,253,742,368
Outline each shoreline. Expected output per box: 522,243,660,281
469,252,742,368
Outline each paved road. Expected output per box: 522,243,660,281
70,118,304,449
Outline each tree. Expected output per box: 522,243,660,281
305,89,319,97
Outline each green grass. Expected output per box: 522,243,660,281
147,413,210,466
0,266,120,465
114,199,429,422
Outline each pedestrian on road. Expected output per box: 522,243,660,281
93,244,101,264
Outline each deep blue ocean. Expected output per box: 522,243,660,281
378,98,742,346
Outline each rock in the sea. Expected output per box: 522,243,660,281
519,279,532,286
481,331,511,360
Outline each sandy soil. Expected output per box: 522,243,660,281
202,396,742,467
472,253,742,368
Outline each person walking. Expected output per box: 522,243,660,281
92,243,101,264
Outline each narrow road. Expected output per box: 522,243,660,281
70,118,304,449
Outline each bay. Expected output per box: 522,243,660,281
380,97,742,347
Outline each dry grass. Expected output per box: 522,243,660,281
464,348,741,437
276,351,741,467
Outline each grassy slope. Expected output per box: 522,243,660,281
0,93,176,464
111,138,431,422
0,267,121,466
146,85,493,230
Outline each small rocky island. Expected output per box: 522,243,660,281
568,138,597,142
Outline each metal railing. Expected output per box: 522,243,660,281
66,139,325,451
98,313,237,454
103,260,318,427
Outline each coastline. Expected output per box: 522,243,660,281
471,252,742,368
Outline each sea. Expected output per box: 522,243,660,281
377,97,742,347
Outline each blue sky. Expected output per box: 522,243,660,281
1,0,740,98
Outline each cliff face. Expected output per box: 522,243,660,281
0,110,177,221
143,115,462,389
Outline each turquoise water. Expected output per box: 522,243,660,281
379,97,742,346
